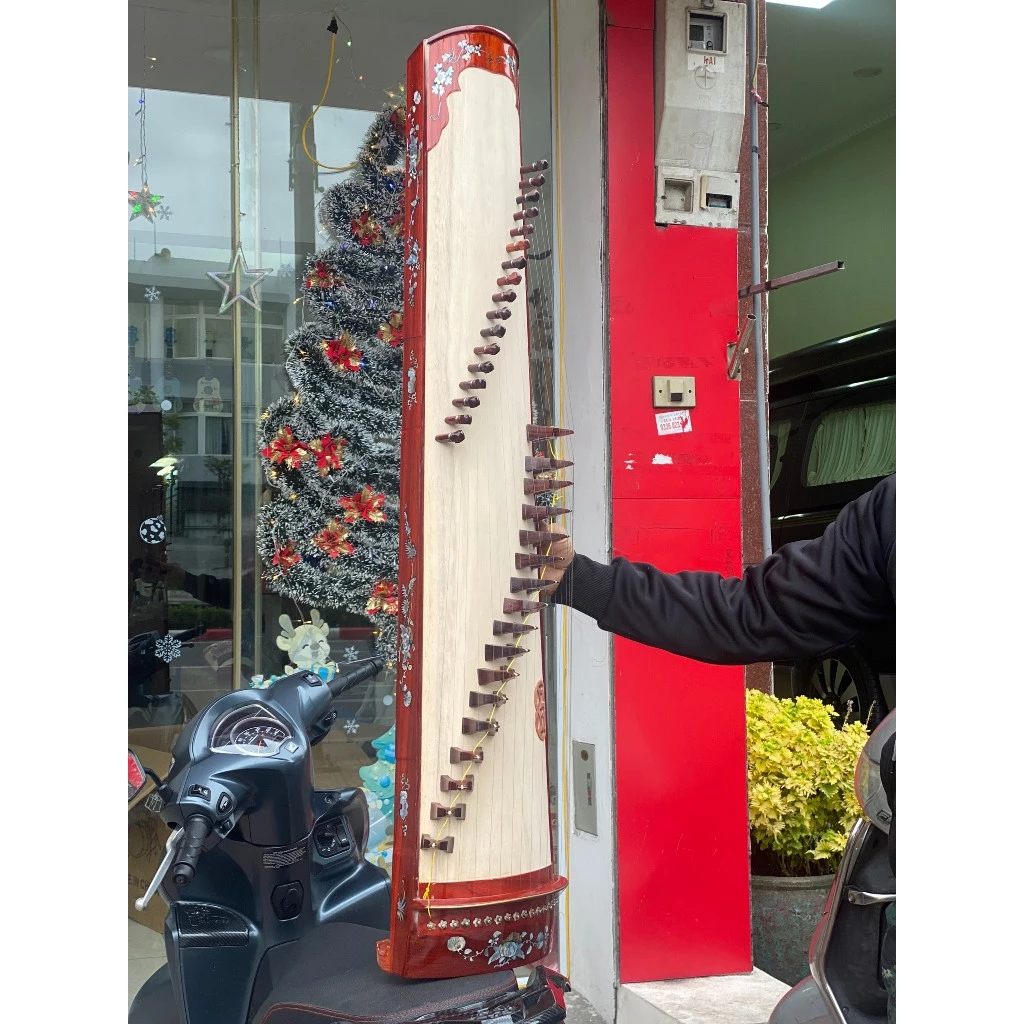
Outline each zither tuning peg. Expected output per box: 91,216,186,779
522,503,571,521
527,425,574,442
503,597,547,615
493,619,537,636
519,529,562,546
514,553,562,570
524,478,573,496
526,456,574,472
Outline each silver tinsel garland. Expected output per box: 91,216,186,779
256,106,406,664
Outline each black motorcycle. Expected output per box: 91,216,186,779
128,658,570,1024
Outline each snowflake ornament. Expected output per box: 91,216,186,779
344,719,359,735
155,634,182,663
343,646,359,663
144,286,162,303
156,205,173,221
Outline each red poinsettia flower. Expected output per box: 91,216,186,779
272,542,302,572
365,580,398,616
339,485,388,524
323,333,362,373
376,312,404,347
352,210,383,246
307,434,345,477
304,259,341,290
312,518,355,559
261,426,308,470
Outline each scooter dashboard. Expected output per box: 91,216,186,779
210,705,296,758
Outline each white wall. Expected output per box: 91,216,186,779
552,2,617,1021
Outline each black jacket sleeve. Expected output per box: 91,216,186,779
552,475,895,666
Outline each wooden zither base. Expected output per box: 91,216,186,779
377,872,566,978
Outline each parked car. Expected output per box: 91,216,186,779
768,320,896,726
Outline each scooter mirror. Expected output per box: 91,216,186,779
129,749,147,802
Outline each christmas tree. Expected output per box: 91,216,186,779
256,106,406,664
359,724,396,870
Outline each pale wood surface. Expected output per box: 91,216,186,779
417,68,551,886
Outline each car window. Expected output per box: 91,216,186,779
804,400,895,487
768,418,792,491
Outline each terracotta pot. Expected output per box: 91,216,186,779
750,872,835,987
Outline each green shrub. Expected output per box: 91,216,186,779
746,689,869,876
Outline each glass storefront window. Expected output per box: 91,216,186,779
128,0,559,959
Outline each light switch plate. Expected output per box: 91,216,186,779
652,375,696,408
572,741,598,836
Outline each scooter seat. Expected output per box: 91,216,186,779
252,922,520,1024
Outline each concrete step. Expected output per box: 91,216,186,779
618,970,790,1024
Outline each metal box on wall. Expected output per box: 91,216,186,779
654,1,747,227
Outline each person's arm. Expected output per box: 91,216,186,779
552,475,895,666
139,556,232,610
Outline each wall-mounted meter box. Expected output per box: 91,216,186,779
654,1,747,228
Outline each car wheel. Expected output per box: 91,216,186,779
792,645,888,729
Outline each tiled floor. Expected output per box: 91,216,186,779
128,919,167,1009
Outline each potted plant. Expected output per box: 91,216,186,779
746,689,870,986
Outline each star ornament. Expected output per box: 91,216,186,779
129,183,163,222
207,248,270,313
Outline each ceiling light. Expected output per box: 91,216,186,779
852,67,883,78
767,1,836,9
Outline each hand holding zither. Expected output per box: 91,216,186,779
538,523,574,589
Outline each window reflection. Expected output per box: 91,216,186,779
128,0,556,882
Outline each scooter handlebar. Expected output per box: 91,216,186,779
172,814,213,887
327,657,386,699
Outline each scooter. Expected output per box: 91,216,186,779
128,658,570,1024
769,709,896,1024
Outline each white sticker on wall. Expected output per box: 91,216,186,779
652,454,673,465
655,410,692,436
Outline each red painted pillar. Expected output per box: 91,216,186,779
605,0,751,982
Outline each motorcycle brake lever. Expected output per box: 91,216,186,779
135,826,185,912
